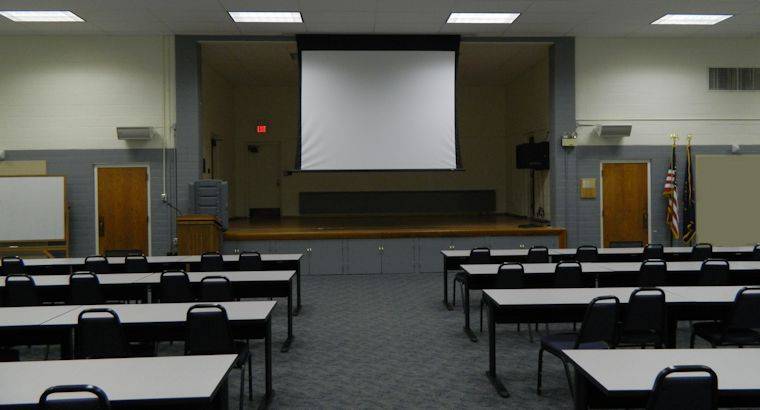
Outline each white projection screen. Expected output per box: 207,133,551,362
299,49,457,171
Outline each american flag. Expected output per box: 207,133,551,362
663,143,680,240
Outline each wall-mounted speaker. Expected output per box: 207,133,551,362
595,125,632,138
117,127,153,140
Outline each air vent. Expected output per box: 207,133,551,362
709,67,760,91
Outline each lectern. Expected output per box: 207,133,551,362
176,214,222,255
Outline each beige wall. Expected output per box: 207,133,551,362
200,62,236,209
504,56,551,219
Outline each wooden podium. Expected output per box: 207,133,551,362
176,214,222,255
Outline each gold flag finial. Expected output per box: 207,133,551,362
670,133,679,145
687,134,693,145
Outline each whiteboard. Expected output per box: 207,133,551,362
696,155,760,246
0,176,66,241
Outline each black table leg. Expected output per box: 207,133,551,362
443,255,453,310
294,262,302,316
281,280,294,353
574,368,589,410
666,313,678,348
485,301,509,397
463,279,477,342
259,317,274,409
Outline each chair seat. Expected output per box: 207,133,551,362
541,333,609,353
618,329,663,346
692,322,760,346
233,340,251,368
453,271,466,283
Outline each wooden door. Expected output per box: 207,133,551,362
602,163,649,248
97,167,149,255
244,142,281,211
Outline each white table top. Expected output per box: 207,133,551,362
599,261,760,272
461,263,612,275
135,270,296,284
565,349,760,393
0,354,236,406
15,253,303,267
483,287,650,306
441,246,757,258
0,273,155,287
0,305,80,327
44,301,277,326
662,286,752,303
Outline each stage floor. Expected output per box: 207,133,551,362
224,215,566,245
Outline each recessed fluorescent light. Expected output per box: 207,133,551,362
446,12,520,24
0,10,84,22
229,11,303,23
652,14,732,25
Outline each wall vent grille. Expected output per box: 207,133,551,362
709,67,760,91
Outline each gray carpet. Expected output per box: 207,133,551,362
19,273,700,409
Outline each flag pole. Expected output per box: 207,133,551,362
668,133,679,247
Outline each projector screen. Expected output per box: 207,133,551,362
299,50,457,171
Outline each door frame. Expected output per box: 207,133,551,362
599,160,652,247
93,164,152,256
241,139,282,213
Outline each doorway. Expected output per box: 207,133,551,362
94,165,150,255
600,162,650,248
244,141,281,218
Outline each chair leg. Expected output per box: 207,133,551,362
690,332,696,348
247,353,253,400
239,365,245,410
562,359,575,400
528,324,534,343
517,323,521,332
536,347,544,395
452,281,457,307
479,298,484,333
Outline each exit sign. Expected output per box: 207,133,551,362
256,125,267,134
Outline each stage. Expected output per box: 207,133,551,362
224,215,566,247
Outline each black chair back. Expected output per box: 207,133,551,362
495,263,524,289
623,288,667,344
84,256,110,274
0,256,25,275
643,244,665,260
199,276,233,302
526,246,549,263
646,365,718,410
39,384,110,410
239,251,264,271
4,274,38,306
185,304,234,355
753,244,760,261
554,261,584,288
200,252,224,272
124,255,149,273
691,243,713,261
575,245,598,262
69,272,103,305
103,249,142,258
727,287,760,330
468,247,491,264
639,259,667,287
699,259,730,286
75,308,128,359
159,270,194,303
576,296,620,348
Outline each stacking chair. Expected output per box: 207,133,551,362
200,252,225,272
691,243,713,261
646,365,718,410
480,263,524,332
575,245,598,262
699,259,730,286
452,247,490,307
0,256,25,275
75,308,154,359
39,384,111,410
239,251,264,271
639,259,667,287
124,255,150,273
68,272,104,305
159,270,194,303
690,287,760,348
643,244,665,260
198,276,234,302
753,244,760,261
526,246,550,263
537,296,619,397
3,274,38,306
185,304,252,410
618,288,667,348
84,256,110,275
554,261,584,288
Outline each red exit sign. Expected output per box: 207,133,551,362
256,125,267,134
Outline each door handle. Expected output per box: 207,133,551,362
98,218,105,237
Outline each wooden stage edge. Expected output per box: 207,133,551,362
223,215,567,247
